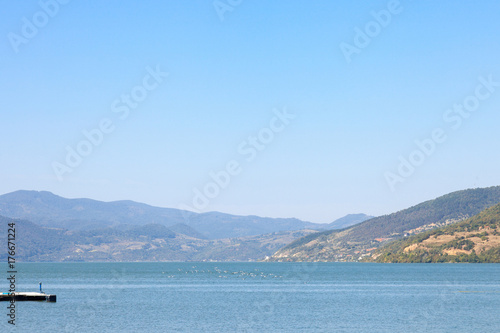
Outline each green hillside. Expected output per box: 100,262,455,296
368,203,500,263
267,186,500,262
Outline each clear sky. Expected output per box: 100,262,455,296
1,0,500,223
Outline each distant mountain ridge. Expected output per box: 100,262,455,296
0,190,187,229
267,186,500,262
327,213,373,229
0,190,322,240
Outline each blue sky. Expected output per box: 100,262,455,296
1,0,500,223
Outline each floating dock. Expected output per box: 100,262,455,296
0,292,56,302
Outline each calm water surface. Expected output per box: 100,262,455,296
1,262,499,332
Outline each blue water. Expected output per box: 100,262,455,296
1,262,499,332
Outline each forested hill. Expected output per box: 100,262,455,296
368,202,500,263
267,186,500,262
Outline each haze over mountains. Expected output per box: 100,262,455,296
0,190,325,239
0,215,319,262
327,213,373,229
0,190,369,261
2,187,499,262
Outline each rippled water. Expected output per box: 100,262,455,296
1,262,499,332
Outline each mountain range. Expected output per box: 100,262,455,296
0,190,323,239
3,187,499,263
0,190,369,261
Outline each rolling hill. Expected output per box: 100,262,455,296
367,203,500,263
267,186,500,262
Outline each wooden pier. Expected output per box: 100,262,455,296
0,292,56,302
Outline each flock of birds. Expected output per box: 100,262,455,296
161,266,284,279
